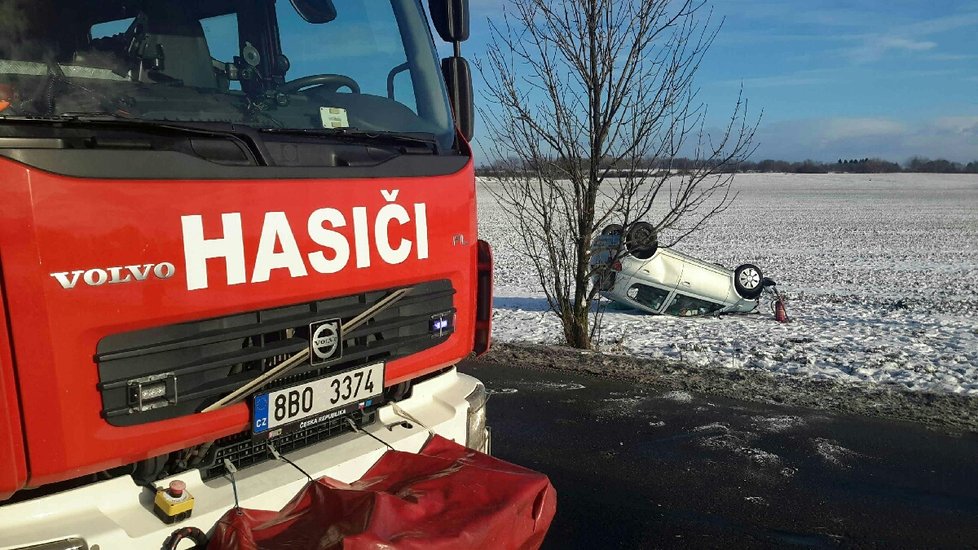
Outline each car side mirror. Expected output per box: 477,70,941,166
442,56,474,141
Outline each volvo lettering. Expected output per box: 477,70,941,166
50,263,177,289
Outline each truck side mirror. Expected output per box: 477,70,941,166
442,56,474,141
430,0,473,140
428,0,470,43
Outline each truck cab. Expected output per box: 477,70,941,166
0,1,492,547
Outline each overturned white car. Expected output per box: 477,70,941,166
591,223,770,316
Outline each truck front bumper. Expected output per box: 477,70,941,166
0,368,485,550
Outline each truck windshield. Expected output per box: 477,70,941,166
0,0,456,152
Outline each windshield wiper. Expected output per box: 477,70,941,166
258,127,439,154
0,113,267,163
34,113,250,135
2,112,241,134
2,112,261,141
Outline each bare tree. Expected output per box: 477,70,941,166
479,0,757,349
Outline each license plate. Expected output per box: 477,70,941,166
252,363,384,437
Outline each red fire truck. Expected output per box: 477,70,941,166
0,0,504,547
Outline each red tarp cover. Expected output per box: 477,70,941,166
208,436,556,550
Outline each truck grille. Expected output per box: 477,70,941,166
197,409,375,481
96,280,455,426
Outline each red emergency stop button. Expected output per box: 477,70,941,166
168,480,186,498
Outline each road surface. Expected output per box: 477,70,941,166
461,360,978,548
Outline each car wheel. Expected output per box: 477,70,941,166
734,264,764,299
625,222,658,260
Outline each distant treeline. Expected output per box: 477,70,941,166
741,157,978,174
476,156,978,177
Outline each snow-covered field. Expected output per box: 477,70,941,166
479,173,978,396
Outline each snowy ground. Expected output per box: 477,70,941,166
479,173,978,396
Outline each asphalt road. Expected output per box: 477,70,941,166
460,360,978,549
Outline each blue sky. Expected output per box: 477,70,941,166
461,0,978,162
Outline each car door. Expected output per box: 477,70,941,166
631,248,684,292
610,248,679,313
624,248,685,313
669,251,734,305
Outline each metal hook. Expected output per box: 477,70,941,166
267,442,314,482
345,416,394,451
222,459,241,513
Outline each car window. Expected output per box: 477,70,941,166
664,293,725,316
627,284,671,312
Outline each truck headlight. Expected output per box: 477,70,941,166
464,382,489,453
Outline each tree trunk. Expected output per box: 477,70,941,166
562,306,591,349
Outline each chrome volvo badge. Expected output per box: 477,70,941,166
309,319,343,365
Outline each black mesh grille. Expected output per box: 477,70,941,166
96,280,455,426
197,409,375,481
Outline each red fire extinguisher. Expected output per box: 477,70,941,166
772,287,789,323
